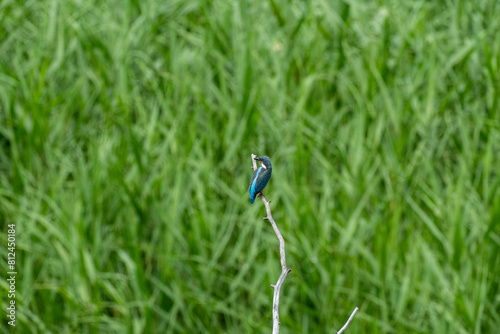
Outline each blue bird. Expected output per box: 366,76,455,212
249,156,272,204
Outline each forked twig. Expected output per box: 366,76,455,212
250,154,359,334
251,154,291,334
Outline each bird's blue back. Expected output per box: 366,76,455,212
249,167,272,203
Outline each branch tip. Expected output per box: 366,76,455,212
336,307,359,334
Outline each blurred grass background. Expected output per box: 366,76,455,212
1,0,500,333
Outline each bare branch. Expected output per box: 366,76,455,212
336,307,359,334
251,154,291,334
251,153,258,170
250,154,359,334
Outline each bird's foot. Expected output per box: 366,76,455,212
257,192,271,203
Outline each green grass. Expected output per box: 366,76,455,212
1,0,500,332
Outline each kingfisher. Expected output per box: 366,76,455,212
249,156,272,204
